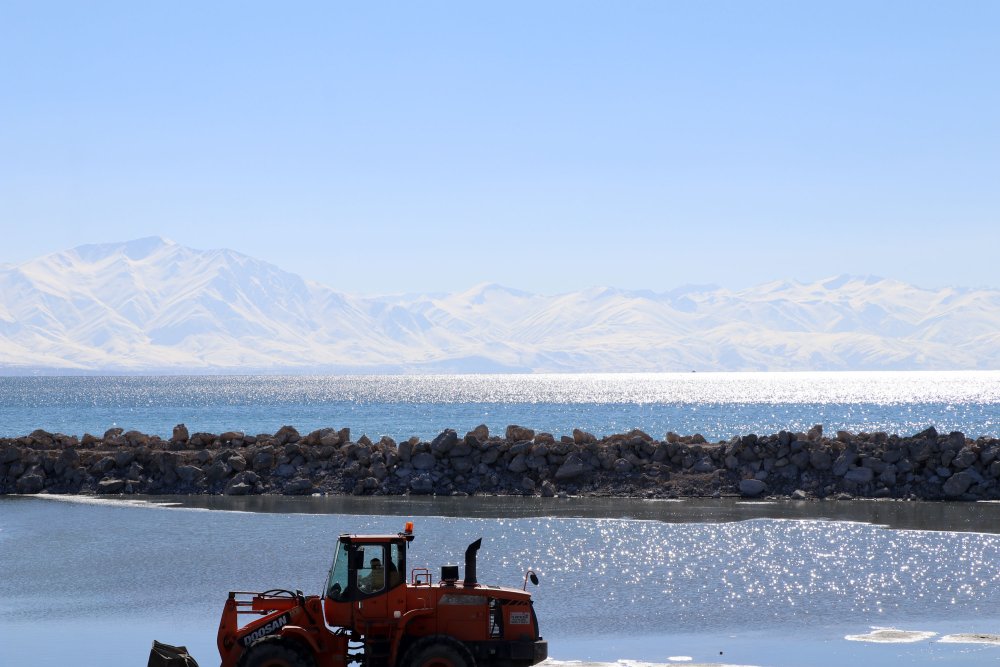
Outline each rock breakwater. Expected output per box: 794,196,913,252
2,424,999,500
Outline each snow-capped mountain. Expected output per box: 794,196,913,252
1,237,997,372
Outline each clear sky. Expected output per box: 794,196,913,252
1,1,998,295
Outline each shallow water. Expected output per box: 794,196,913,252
2,371,999,440
2,495,1000,667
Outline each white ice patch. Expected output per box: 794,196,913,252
845,627,937,643
31,494,163,508
938,633,1000,645
28,494,253,513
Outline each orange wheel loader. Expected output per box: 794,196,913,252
149,522,547,667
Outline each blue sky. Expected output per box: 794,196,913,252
1,1,997,295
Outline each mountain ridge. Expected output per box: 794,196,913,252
1,238,998,373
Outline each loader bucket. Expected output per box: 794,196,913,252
148,640,200,667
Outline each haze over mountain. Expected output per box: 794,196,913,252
1,237,997,373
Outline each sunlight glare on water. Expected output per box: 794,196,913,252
8,371,1000,404
1,371,999,439
489,516,1000,636
4,497,1000,667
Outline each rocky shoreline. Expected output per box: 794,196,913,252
2,423,999,501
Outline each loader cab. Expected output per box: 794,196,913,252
324,533,407,603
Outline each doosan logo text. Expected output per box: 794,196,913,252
241,613,291,647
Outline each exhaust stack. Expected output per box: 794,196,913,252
464,538,482,587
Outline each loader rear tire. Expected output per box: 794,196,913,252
402,636,475,667
237,637,315,667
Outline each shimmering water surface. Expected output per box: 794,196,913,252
2,371,999,439
4,372,1000,666
2,496,1000,667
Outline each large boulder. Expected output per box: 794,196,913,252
809,449,833,470
449,440,473,457
252,447,275,470
409,473,434,495
467,424,490,442
370,462,390,480
225,471,258,495
16,473,45,494
175,465,204,483
411,453,436,471
879,466,898,486
943,471,978,497
952,448,978,469
739,479,767,497
284,478,314,495
505,425,535,442
225,482,252,496
844,467,875,485
89,456,116,476
274,463,297,478
692,457,716,473
274,425,301,445
832,449,858,477
319,432,341,447
124,430,148,447
431,430,458,456
206,461,229,481
625,429,654,443
507,454,528,474
398,439,414,462
220,431,245,444
555,455,589,480
613,458,633,474
97,478,126,494
28,429,54,447
54,448,80,476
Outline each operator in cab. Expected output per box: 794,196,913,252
359,558,384,593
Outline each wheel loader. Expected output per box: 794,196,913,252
149,522,547,667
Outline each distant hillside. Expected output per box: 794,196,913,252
1,237,998,373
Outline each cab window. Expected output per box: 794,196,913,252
386,543,403,588
357,544,386,595
325,541,350,600
327,540,405,601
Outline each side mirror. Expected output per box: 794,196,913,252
529,572,539,586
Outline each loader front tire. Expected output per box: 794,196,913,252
402,636,475,667
237,637,315,667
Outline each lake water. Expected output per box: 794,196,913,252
2,495,1000,667
2,371,1000,440
3,372,1000,666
